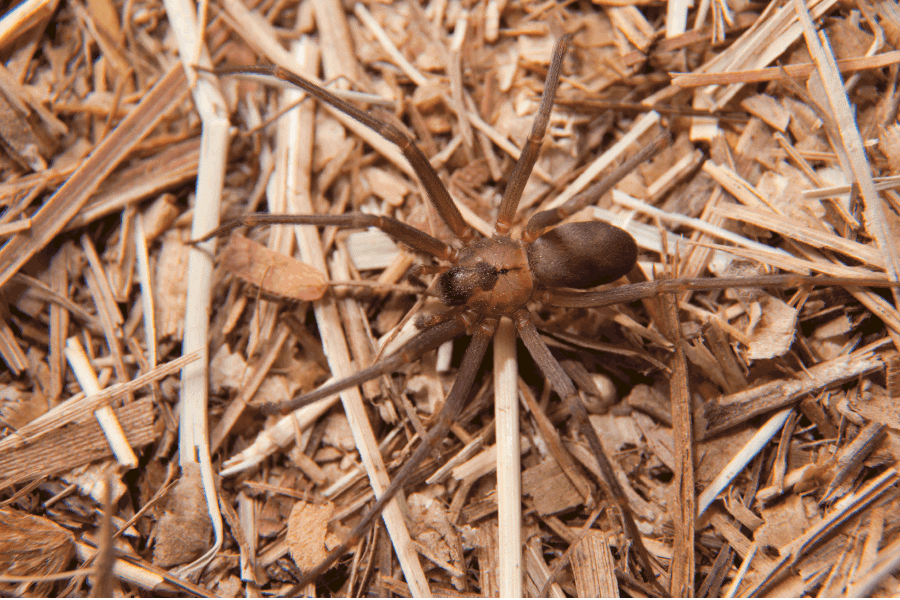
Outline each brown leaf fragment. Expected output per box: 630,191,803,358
153,462,213,568
362,166,410,207
740,94,790,133
408,492,466,589
746,295,798,360
851,385,900,430
287,501,339,573
0,508,75,596
219,232,327,301
0,91,50,171
0,385,48,430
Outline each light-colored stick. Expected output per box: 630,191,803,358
133,215,157,368
494,317,522,597
666,0,690,38
64,337,138,470
697,408,793,517
354,3,427,86
0,218,32,237
283,38,430,597
161,0,231,575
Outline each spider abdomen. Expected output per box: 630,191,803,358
526,221,637,289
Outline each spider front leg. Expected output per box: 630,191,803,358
289,314,498,591
213,64,476,244
514,309,667,594
189,211,457,261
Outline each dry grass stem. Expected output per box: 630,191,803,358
493,316,521,596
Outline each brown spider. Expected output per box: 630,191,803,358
196,35,898,594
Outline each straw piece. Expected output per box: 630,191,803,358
523,541,566,598
494,317,521,598
354,3,427,87
792,0,900,311
65,139,201,231
0,398,155,482
666,0,691,38
661,291,693,597
161,0,232,572
518,378,593,501
64,337,138,470
0,219,32,237
0,352,199,452
671,48,900,86
698,340,890,438
133,216,157,369
546,111,661,211
209,326,292,453
712,203,886,268
745,468,900,596
220,392,340,477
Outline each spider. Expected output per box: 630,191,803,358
196,35,898,595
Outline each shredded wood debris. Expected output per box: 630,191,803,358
1,0,899,597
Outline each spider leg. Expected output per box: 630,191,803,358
543,274,900,309
493,34,572,236
214,65,477,244
514,308,666,594
523,131,669,242
189,212,457,261
290,314,498,591
262,314,469,414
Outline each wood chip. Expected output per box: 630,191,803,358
287,501,339,573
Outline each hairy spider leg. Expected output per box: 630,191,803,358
212,64,477,244
514,308,665,587
544,274,900,308
287,315,498,593
190,212,456,262
493,34,572,236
